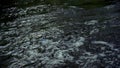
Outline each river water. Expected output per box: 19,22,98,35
0,0,120,68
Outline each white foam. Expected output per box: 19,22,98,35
84,20,98,25
91,41,114,49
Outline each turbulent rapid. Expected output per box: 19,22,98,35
0,1,120,68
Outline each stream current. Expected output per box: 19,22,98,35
0,1,120,68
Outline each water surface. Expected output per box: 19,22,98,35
0,0,120,68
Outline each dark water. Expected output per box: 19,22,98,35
0,0,120,68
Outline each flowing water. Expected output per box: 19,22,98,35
0,0,120,68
